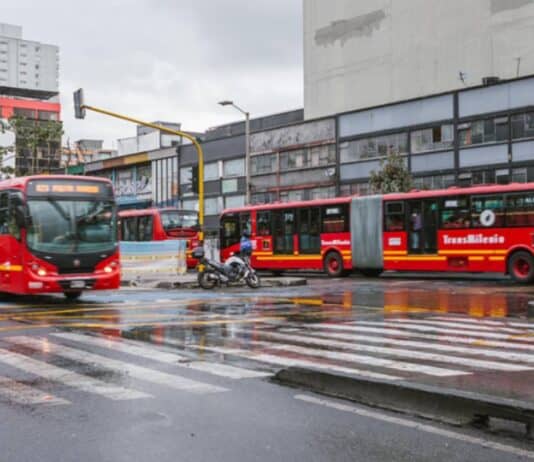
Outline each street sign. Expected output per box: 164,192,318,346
73,88,86,119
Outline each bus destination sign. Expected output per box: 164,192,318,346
27,180,112,198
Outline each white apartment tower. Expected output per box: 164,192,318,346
0,23,59,93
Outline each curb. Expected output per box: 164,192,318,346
120,277,308,290
273,367,534,437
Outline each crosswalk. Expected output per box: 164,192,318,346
0,314,531,408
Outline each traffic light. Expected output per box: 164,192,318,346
73,88,86,119
191,165,199,194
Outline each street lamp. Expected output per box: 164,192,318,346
218,100,250,204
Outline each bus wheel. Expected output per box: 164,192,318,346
324,252,344,278
508,251,534,283
64,291,82,301
360,268,383,278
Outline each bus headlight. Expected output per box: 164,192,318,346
37,268,47,277
103,266,113,274
103,261,118,274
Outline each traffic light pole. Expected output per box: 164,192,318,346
78,104,205,243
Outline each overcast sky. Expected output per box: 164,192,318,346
2,0,303,148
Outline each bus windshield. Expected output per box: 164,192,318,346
26,199,116,254
160,210,199,230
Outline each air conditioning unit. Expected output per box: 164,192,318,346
482,76,500,86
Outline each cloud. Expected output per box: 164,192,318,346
1,0,303,147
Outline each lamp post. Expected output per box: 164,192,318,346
218,100,250,204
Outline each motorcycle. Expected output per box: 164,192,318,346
192,246,261,289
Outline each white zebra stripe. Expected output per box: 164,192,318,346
276,323,534,351
5,337,227,395
357,321,534,342
371,319,525,334
53,333,270,379
260,342,469,377
432,316,534,330
235,329,532,370
0,348,149,401
155,336,402,382
0,376,69,406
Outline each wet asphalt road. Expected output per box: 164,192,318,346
0,275,533,461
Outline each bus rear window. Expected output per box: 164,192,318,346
161,211,199,229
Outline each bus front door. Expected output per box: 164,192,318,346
273,209,295,254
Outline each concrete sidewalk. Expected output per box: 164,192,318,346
121,272,307,289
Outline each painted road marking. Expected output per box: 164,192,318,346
268,327,534,365
0,348,149,401
357,321,534,342
284,323,534,351
433,316,534,330
0,376,70,406
54,333,270,380
295,395,534,460
237,329,532,371
258,342,469,377
155,336,402,382
5,337,227,395
386,318,529,335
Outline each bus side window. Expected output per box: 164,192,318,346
384,201,405,231
221,215,240,248
506,193,534,226
471,195,504,227
123,217,138,241
240,213,251,235
138,216,153,241
7,192,21,240
257,211,271,236
322,205,348,233
0,193,8,234
440,197,471,229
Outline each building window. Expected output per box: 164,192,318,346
411,125,454,153
204,162,219,181
13,108,34,118
223,158,245,177
251,154,277,175
512,167,527,183
205,197,222,215
222,178,238,193
279,145,335,170
412,174,456,190
224,195,245,209
340,183,371,196
459,117,509,146
251,192,276,204
340,133,408,163
512,112,534,140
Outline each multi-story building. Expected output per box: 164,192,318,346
0,23,61,176
304,0,534,119
0,23,59,93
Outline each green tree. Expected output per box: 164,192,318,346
369,151,413,194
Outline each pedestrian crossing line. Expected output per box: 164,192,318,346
271,327,534,365
433,316,534,330
5,337,227,395
0,376,70,406
356,321,534,342
385,318,528,334
53,333,271,380
381,319,525,334
154,336,403,382
234,329,533,371
0,348,150,401
258,342,469,377
279,322,534,352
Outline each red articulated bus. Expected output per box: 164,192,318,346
119,208,200,268
220,183,534,283
0,175,120,299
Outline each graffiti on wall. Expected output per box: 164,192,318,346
115,164,152,199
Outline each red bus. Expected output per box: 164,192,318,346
220,183,534,283
0,175,120,299
119,208,200,268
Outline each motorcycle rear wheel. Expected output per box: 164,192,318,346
245,272,261,289
198,271,217,289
